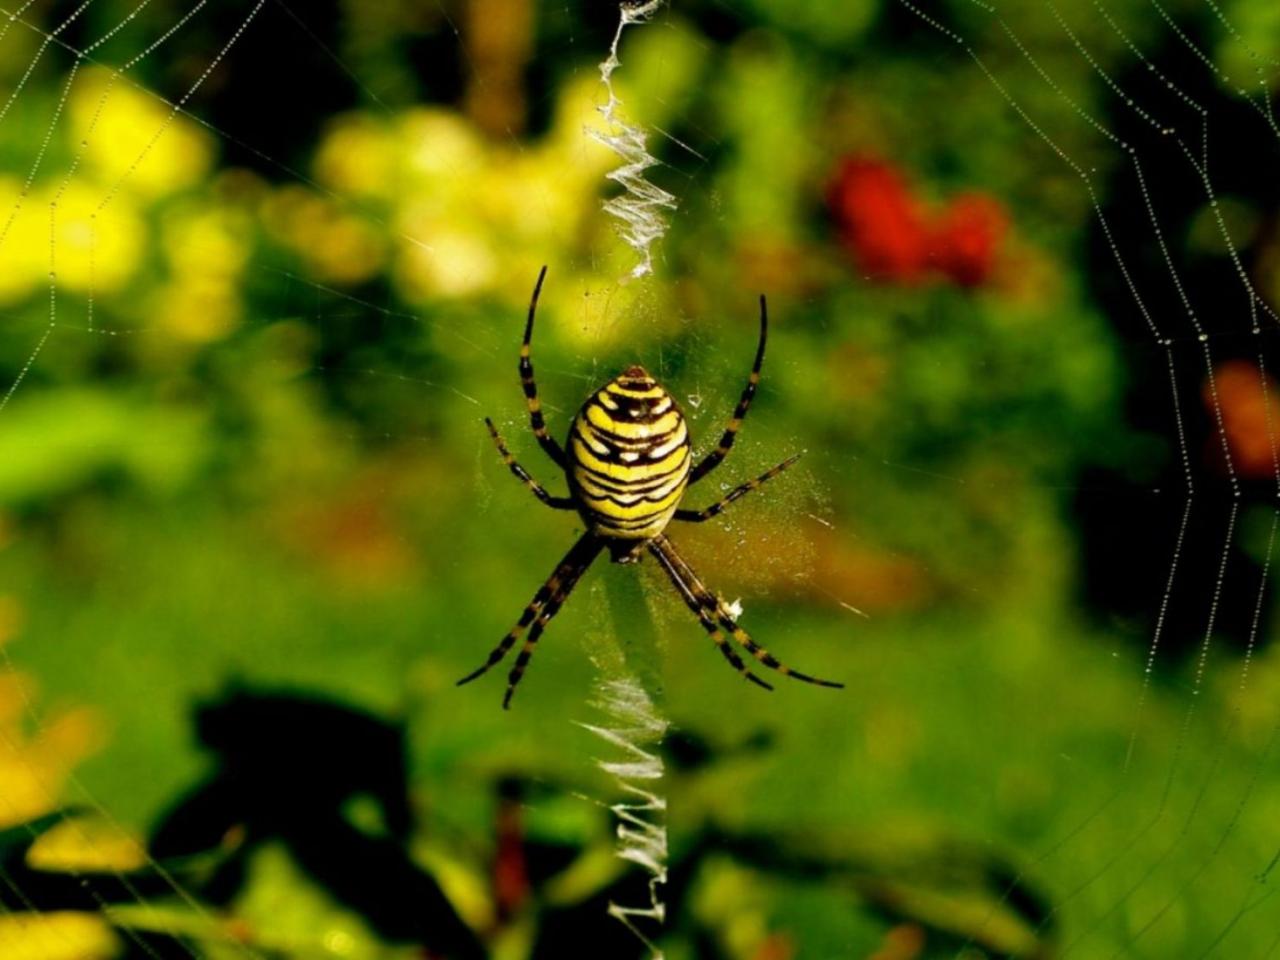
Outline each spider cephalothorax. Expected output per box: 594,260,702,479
458,267,844,708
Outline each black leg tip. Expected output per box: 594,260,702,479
811,677,845,689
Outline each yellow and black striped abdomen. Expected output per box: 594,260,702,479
568,365,690,541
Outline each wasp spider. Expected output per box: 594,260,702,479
459,267,845,708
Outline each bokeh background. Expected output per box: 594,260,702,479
1,0,1279,957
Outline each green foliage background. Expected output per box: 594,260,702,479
0,0,1278,957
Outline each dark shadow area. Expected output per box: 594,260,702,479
149,686,485,957
0,687,1055,958
1077,11,1280,662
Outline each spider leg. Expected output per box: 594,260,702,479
652,534,844,690
689,295,768,485
520,266,568,468
502,538,601,709
485,418,575,509
458,533,602,697
675,453,802,523
648,537,772,691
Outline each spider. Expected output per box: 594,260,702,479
458,267,845,708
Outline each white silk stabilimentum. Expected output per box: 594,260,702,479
590,1,676,280
580,676,669,959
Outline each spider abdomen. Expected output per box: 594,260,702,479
567,365,691,541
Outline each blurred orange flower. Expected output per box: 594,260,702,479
1206,360,1280,479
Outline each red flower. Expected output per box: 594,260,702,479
928,193,1008,287
828,156,1009,289
827,158,930,284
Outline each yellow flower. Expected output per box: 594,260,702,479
395,229,497,299
314,114,398,198
0,177,145,304
27,815,147,873
163,203,252,279
307,79,657,303
546,74,620,185
261,186,385,285
70,66,213,199
307,214,386,285
0,913,119,960
150,276,242,343
0,178,40,304
0,595,127,960
48,181,147,296
0,673,107,829
145,202,250,342
396,109,487,190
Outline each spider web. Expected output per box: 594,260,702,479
0,0,1276,957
